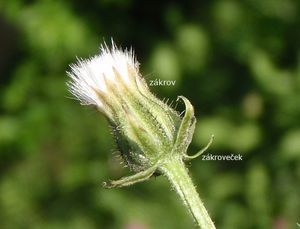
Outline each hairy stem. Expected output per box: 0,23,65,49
160,157,216,229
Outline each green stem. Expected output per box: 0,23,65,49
160,157,216,229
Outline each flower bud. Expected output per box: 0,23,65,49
67,41,196,178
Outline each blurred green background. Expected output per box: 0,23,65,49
0,0,299,228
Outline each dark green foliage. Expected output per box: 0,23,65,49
0,0,299,228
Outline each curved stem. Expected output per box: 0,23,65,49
160,158,216,229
